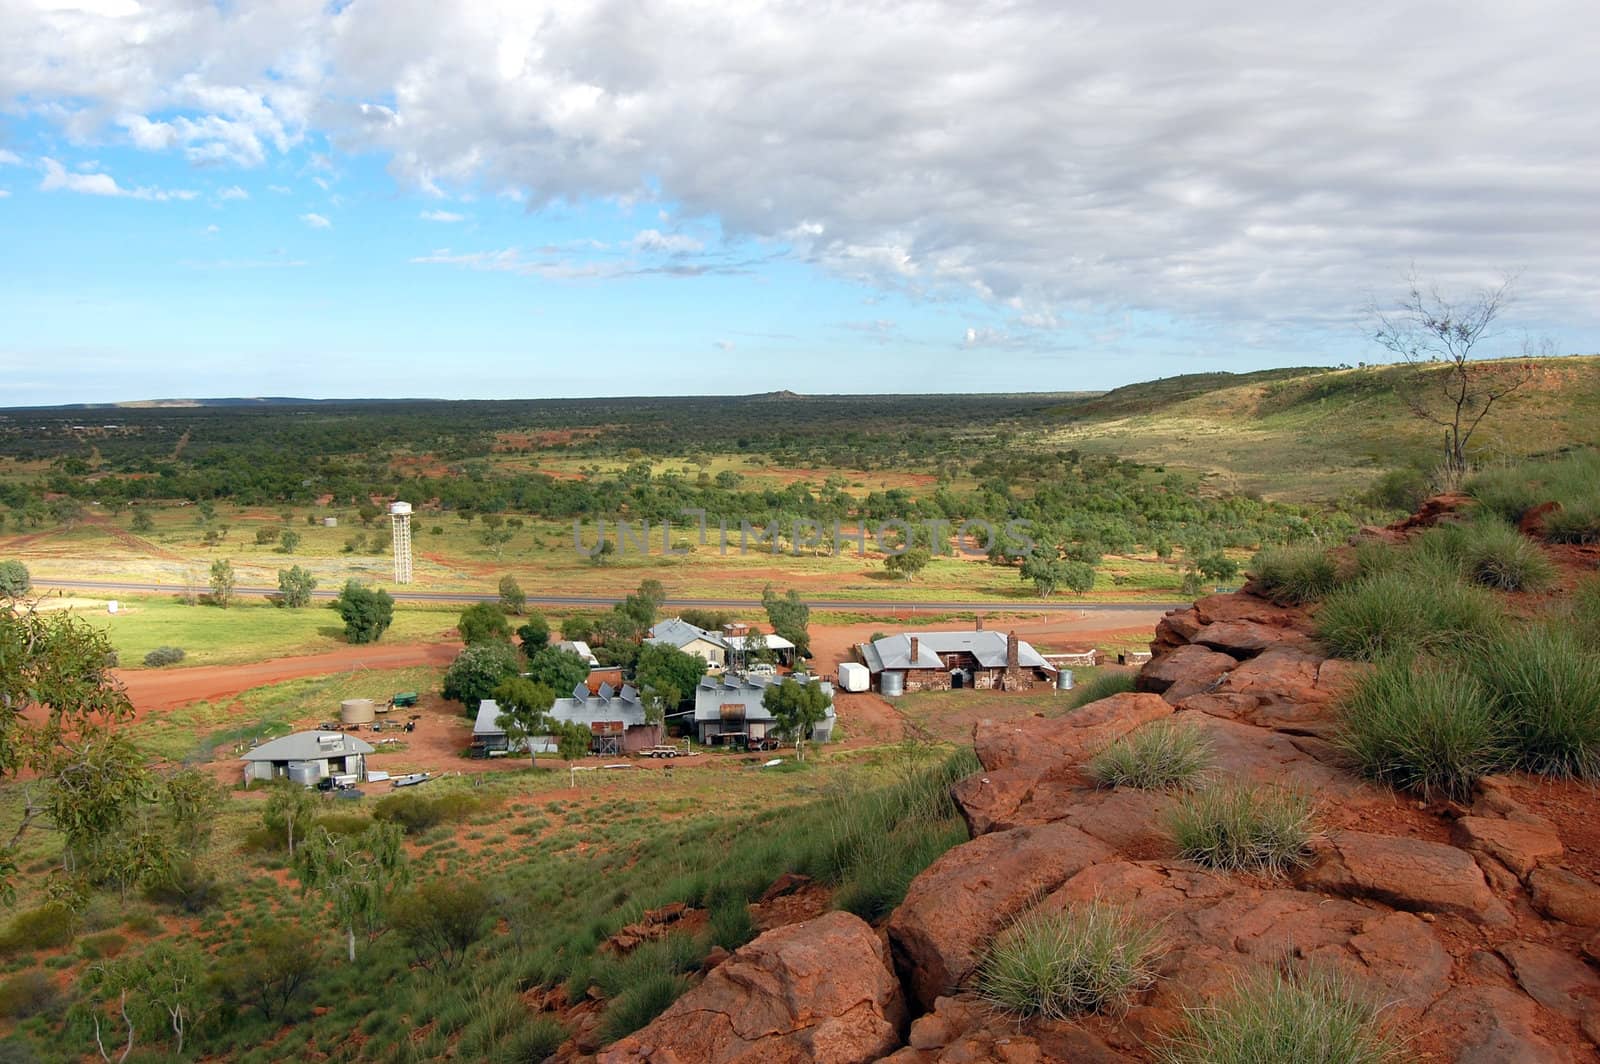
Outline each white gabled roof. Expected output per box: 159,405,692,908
647,618,730,651
858,631,1054,672
241,731,374,761
723,633,796,652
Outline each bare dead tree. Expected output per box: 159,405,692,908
1367,268,1539,486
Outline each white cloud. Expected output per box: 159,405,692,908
0,150,20,166
0,190,10,198
5,1,1600,335
419,209,465,222
715,339,735,352
299,212,331,229
633,229,704,254
268,185,292,194
38,157,196,200
204,223,220,233
217,185,249,200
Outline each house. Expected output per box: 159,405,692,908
472,683,663,757
692,673,835,746
646,618,731,668
855,629,1056,692
241,731,373,785
557,640,601,667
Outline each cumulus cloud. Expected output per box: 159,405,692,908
39,157,196,200
419,209,465,222
5,1,1600,335
0,150,20,166
0,189,10,198
633,229,704,254
299,212,331,229
217,185,249,200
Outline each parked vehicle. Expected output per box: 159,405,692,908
391,691,420,708
316,773,359,792
747,663,777,677
646,745,681,758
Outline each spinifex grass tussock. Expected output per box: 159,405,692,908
1316,569,1503,661
978,901,1162,1020
1090,720,1213,791
1157,966,1406,1064
1335,656,1504,801
1061,670,1137,710
1470,625,1600,780
1449,518,1555,591
1249,545,1342,605
1168,784,1315,874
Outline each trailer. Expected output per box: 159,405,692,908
390,691,420,709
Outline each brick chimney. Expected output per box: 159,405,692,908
908,636,920,664
1003,631,1022,690
975,615,984,631
1006,631,1019,667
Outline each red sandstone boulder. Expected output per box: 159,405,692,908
1421,985,1576,1064
1529,866,1600,928
1499,940,1600,1023
887,822,1114,1010
597,911,905,1064
1137,644,1238,695
1193,619,1310,658
970,693,1172,772
1296,830,1513,926
1452,816,1563,878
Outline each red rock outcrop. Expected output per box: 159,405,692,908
597,911,905,1064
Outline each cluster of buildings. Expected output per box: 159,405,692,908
851,625,1059,693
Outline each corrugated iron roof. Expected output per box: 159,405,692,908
240,731,375,761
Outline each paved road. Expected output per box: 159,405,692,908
39,577,1185,614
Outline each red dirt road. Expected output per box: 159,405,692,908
116,641,463,714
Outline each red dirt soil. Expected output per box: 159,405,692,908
115,641,462,715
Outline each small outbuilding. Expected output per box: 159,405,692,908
692,673,835,746
471,683,663,757
240,731,373,786
855,629,1056,692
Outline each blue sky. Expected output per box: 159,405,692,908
3,1,1596,406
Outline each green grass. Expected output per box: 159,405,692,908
1471,625,1600,780
1469,449,1600,541
1335,657,1503,801
978,901,1162,1020
1422,518,1555,592
1574,576,1600,648
1090,720,1213,791
1061,669,1138,710
1169,784,1315,874
1316,569,1503,661
1249,545,1342,605
599,971,690,1042
1158,966,1405,1064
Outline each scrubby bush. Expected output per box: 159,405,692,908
1471,626,1600,780
1544,500,1600,545
0,971,58,1020
143,645,186,667
707,897,757,951
1061,670,1136,710
373,791,491,835
1158,966,1403,1064
1169,784,1314,874
0,904,75,955
1316,570,1502,661
978,902,1161,1019
1363,466,1433,514
1249,545,1342,605
76,932,127,960
501,1016,568,1063
145,859,225,914
1336,657,1504,801
1090,720,1212,791
392,879,495,971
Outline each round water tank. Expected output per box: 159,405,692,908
287,763,320,786
1055,668,1075,691
880,671,905,697
107,600,119,614
388,501,412,516
340,698,376,725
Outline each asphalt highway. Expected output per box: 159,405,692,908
38,577,1185,614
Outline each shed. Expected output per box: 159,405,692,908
241,731,373,785
692,673,835,745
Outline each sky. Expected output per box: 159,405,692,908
2,0,1598,406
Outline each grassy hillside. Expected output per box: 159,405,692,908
1041,356,1600,502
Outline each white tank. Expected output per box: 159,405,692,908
837,662,870,693
388,501,412,516
340,698,376,725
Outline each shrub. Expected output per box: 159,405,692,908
0,904,75,956
1169,784,1314,874
599,971,688,1043
1452,519,1555,591
1316,570,1502,661
1090,720,1213,791
1158,966,1403,1064
0,972,57,1020
392,879,495,971
373,792,490,835
978,902,1161,1020
707,897,757,951
143,645,186,667
1249,545,1341,605
145,859,225,914
1061,670,1137,711
1544,501,1600,545
1364,466,1433,513
1336,657,1505,801
1471,626,1600,780
76,932,127,960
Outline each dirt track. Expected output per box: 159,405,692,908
116,641,463,714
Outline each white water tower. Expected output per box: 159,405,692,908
389,501,413,584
